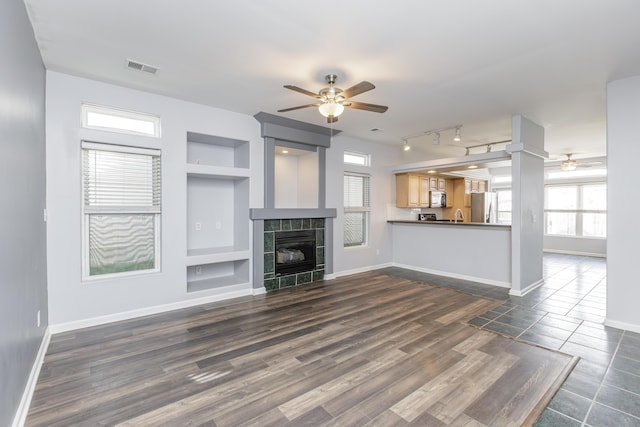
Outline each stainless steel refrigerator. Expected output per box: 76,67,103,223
471,192,498,223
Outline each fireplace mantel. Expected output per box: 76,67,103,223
250,208,337,220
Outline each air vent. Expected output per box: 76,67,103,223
126,59,159,75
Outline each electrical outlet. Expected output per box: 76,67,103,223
215,221,222,230
37,310,41,328
195,266,202,275
195,222,202,231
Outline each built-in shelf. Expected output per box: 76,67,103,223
186,131,251,293
186,259,250,293
186,247,250,266
185,163,249,179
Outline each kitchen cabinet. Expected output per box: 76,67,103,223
429,177,438,191
396,173,429,207
396,174,451,208
479,180,487,193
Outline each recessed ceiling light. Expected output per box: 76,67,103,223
467,165,478,169
427,170,437,174
282,150,289,154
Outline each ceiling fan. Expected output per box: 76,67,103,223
548,154,604,171
278,74,388,123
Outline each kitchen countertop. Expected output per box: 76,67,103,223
387,219,511,229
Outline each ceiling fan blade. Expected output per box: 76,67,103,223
277,104,319,112
342,81,375,99
327,115,339,124
344,101,388,113
283,85,321,99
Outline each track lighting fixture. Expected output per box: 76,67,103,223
399,124,463,151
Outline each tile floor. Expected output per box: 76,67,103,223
382,253,640,427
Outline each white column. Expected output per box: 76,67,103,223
606,76,640,333
508,115,547,296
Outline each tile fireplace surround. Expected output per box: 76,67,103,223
263,218,325,291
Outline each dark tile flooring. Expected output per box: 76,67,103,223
382,253,640,427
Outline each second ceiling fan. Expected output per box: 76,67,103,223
278,74,388,123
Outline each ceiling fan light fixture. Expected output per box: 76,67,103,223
318,101,344,118
561,154,577,171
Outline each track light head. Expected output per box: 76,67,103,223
453,127,462,142
403,140,411,151
433,132,440,145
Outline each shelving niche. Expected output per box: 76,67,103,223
186,131,250,294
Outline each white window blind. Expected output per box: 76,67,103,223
344,173,370,247
82,143,161,213
82,141,161,278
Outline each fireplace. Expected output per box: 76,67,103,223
275,230,316,276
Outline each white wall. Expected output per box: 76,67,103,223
391,224,512,286
326,135,402,275
274,154,298,208
544,236,606,257
46,72,262,326
606,75,640,332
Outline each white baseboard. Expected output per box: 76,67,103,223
50,288,254,334
334,262,393,279
391,263,511,289
604,318,640,334
543,249,606,258
252,287,266,296
12,327,51,427
509,279,544,296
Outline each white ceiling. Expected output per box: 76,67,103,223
24,0,640,160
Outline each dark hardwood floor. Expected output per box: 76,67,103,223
26,271,577,426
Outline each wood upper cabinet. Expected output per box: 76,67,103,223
429,177,438,191
479,180,487,193
396,174,453,208
396,173,429,207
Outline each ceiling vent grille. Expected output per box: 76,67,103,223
126,59,159,75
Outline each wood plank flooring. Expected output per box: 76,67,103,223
26,271,577,426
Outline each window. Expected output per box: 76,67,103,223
496,189,512,225
544,183,606,237
344,151,370,167
343,173,370,247
82,141,161,278
82,104,161,137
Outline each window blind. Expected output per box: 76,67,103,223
82,143,161,214
344,173,370,208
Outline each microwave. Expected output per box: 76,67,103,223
430,191,446,208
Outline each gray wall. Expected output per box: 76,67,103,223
0,1,48,425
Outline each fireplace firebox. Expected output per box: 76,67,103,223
275,230,316,276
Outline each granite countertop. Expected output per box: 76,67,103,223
387,219,511,229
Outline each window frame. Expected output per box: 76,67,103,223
343,151,371,167
81,103,161,138
544,182,607,238
81,141,162,281
343,171,371,248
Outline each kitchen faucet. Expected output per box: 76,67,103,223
454,209,464,223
